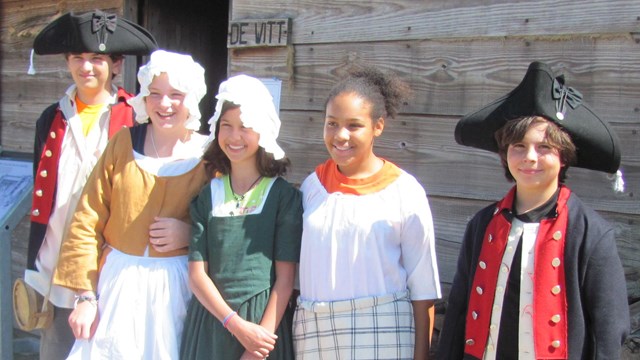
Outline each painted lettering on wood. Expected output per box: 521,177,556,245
228,18,291,48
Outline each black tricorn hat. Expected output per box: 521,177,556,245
33,10,157,56
455,61,621,173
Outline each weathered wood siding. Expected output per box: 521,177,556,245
227,0,640,306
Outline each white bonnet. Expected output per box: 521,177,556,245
127,50,206,130
207,74,285,159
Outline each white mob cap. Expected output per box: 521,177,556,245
207,74,285,159
127,49,207,130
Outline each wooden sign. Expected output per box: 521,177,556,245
228,18,291,48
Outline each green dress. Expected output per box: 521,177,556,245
180,177,302,360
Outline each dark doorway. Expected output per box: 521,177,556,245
128,0,229,133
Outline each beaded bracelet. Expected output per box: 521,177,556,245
223,311,237,328
73,294,98,309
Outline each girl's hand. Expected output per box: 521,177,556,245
68,299,99,339
227,316,277,358
149,217,190,252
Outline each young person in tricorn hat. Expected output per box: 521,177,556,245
23,10,156,360
437,61,629,359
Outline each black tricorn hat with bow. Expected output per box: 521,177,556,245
454,61,621,173
33,10,157,56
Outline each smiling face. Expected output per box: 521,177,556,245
144,73,189,131
507,120,563,198
323,92,385,178
217,107,261,167
66,53,121,101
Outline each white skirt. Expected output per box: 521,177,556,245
66,248,191,360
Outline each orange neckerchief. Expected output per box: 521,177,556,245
315,158,402,195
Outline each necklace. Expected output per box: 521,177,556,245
149,126,160,158
149,127,192,159
230,175,262,209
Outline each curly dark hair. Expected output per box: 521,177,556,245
202,101,291,178
325,66,411,121
494,116,577,183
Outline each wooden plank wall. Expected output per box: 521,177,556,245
228,0,640,336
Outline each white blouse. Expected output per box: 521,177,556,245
298,170,441,302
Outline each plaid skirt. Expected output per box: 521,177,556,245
293,291,414,359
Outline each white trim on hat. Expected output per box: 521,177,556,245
27,49,36,75
206,74,285,160
127,50,206,131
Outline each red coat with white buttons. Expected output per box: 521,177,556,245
437,186,629,360
26,87,134,270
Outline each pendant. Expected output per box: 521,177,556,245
234,194,245,209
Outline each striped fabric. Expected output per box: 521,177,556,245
293,291,414,359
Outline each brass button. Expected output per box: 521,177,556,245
552,258,561,267
40,170,48,178
551,285,561,295
50,131,56,139
465,339,475,346
476,286,483,295
551,314,561,323
553,231,562,240
479,261,487,270
45,150,52,157
551,340,561,348
35,189,43,197
32,209,40,216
